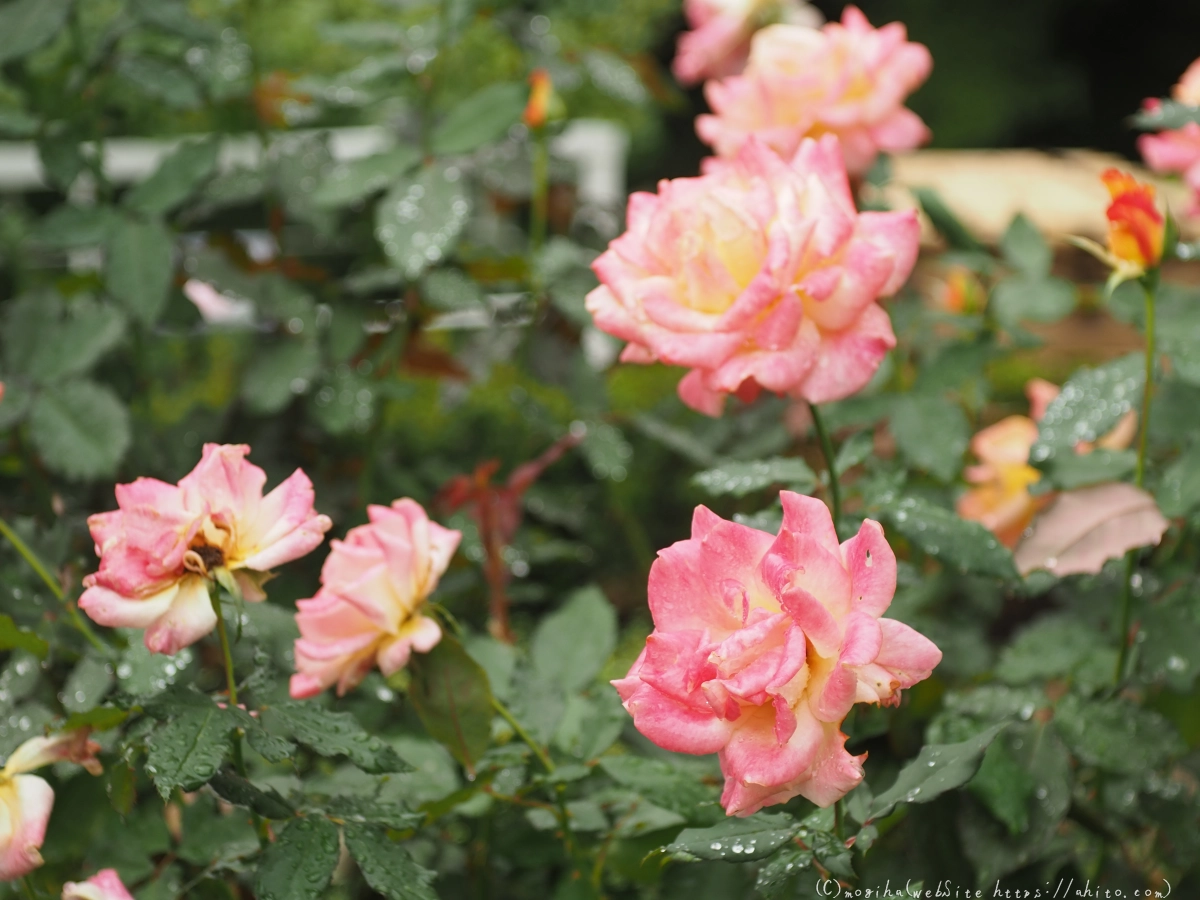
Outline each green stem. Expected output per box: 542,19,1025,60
833,799,844,842
0,517,110,655
208,583,238,707
530,129,550,291
491,696,553,774
809,404,843,537
21,876,39,900
1114,277,1158,684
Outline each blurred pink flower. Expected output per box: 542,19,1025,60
290,499,462,699
585,135,918,416
80,444,332,655
0,730,101,882
62,869,136,900
1137,58,1200,217
182,280,256,327
614,492,941,816
673,0,823,86
697,6,932,177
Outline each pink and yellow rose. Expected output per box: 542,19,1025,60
613,491,941,816
673,0,822,86
0,730,101,881
696,6,932,177
586,135,919,416
290,499,461,699
62,870,136,900
1138,59,1200,218
80,444,332,655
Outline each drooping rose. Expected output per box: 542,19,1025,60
958,380,1138,548
290,499,462,699
585,135,919,416
696,7,932,177
613,491,941,816
80,444,332,655
62,869,136,900
673,0,823,86
0,730,101,881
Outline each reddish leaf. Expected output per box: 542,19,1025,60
1014,483,1168,577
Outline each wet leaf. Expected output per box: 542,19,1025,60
408,634,494,772
263,702,410,774
665,812,799,862
880,497,1018,580
1013,483,1168,577
430,82,527,156
376,163,471,280
889,395,969,482
254,816,340,900
344,822,439,900
531,586,617,693
692,457,816,498
1053,694,1185,775
145,701,235,799
1029,353,1143,464
29,380,131,480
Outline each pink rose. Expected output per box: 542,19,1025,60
80,444,332,655
613,492,941,816
290,499,462,699
62,870,136,900
0,731,101,881
673,0,823,86
1137,57,1200,217
585,135,918,416
696,7,932,177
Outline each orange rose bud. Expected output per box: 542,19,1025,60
1101,169,1164,270
523,69,554,129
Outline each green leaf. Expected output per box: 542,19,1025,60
28,380,131,480
130,0,218,40
145,702,235,799
579,421,633,482
531,586,617,693
1029,353,1143,465
665,812,799,862
833,430,874,474
994,616,1115,687
754,845,813,900
1156,443,1200,517
209,770,295,819
263,701,410,774
430,82,527,156
969,738,1036,835
879,497,1018,580
29,205,122,248
125,138,220,216
0,614,48,658
376,163,471,280
408,634,495,772
254,817,341,900
421,269,486,313
0,0,73,64
344,822,439,900
0,381,30,430
990,277,1075,329
889,395,969,482
22,295,126,385
0,108,38,138
224,705,296,763
1000,214,1052,278
598,757,722,824
315,796,423,832
911,187,985,253
62,706,129,732
37,133,86,190
116,641,195,698
867,723,1007,820
106,218,175,325
1053,694,1185,775
241,339,321,414
1138,594,1200,691
1035,448,1136,492
312,146,423,209
692,457,817,498
1131,99,1200,131
62,653,114,713
117,56,202,109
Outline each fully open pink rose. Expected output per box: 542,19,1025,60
586,135,918,416
290,499,462,699
613,492,941,816
0,730,101,882
674,0,823,86
697,7,932,177
62,869,136,900
81,444,332,655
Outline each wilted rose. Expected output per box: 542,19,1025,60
586,135,918,416
80,444,332,655
614,492,941,816
696,6,932,177
290,499,462,698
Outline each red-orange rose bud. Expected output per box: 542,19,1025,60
1101,169,1165,271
